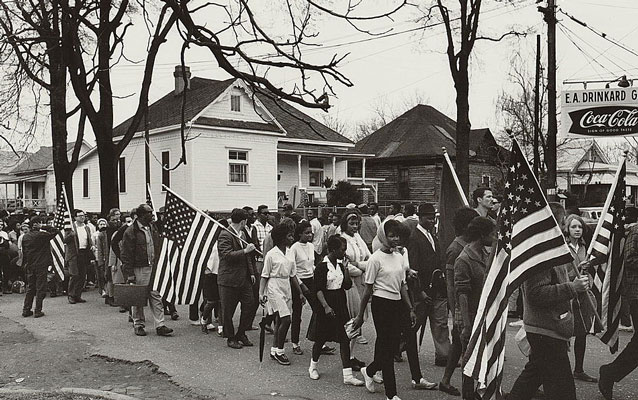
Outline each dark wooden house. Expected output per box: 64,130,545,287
350,104,507,206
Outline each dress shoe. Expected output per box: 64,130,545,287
412,378,437,390
227,339,243,349
134,326,147,336
321,345,336,355
68,297,77,304
598,365,614,400
156,326,174,336
170,312,179,321
22,310,33,317
34,311,45,318
237,335,253,347
439,382,461,396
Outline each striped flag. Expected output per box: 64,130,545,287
151,189,221,304
588,157,626,354
463,139,573,399
50,188,72,281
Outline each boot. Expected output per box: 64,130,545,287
309,360,319,380
343,368,364,386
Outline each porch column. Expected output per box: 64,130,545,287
332,157,336,181
362,158,366,185
297,154,302,189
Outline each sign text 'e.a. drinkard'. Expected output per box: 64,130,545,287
561,87,638,138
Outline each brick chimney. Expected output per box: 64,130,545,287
173,65,191,95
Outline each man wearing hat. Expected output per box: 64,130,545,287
407,203,450,366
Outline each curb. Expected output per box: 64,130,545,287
0,387,138,400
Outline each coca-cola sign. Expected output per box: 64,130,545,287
568,106,638,136
561,87,638,138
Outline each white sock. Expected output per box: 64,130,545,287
270,347,277,355
342,367,353,378
310,360,318,370
276,348,285,356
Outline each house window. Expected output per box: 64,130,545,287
31,183,39,199
398,167,409,199
82,168,89,198
118,157,126,193
162,151,171,189
482,174,491,187
229,150,248,183
308,159,324,187
231,95,241,112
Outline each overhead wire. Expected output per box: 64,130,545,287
557,7,638,59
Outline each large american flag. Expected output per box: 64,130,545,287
463,139,573,399
588,158,626,353
50,188,72,281
151,189,221,304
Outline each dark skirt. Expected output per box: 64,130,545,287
307,288,350,343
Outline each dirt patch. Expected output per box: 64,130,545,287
0,317,212,400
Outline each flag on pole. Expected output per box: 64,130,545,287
50,188,72,281
438,147,471,253
463,139,574,400
588,156,626,354
146,183,157,220
152,189,221,304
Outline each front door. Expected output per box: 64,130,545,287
31,182,39,199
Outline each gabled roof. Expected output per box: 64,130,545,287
113,77,235,138
0,150,27,173
354,104,501,160
112,76,353,145
11,142,76,174
557,140,609,172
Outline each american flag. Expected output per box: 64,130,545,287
50,188,72,281
463,139,573,399
588,158,626,353
151,189,221,304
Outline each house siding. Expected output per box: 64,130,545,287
368,159,503,208
189,129,278,211
72,133,189,213
198,86,273,125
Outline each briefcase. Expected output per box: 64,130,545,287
113,284,149,307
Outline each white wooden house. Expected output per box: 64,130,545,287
72,66,374,213
0,142,91,212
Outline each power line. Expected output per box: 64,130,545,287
558,22,625,77
558,7,638,59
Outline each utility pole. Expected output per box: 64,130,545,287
539,0,557,198
534,34,541,178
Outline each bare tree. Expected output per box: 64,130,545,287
0,1,86,205
420,0,525,192
61,0,177,214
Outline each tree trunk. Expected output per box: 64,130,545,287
455,63,471,194
48,37,73,210
96,135,119,215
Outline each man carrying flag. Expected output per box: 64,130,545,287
463,138,583,400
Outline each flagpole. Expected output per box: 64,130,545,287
147,183,158,220
61,185,77,236
586,152,627,259
162,184,263,256
442,147,470,206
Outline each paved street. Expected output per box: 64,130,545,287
0,289,636,400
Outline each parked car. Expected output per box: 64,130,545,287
580,207,603,221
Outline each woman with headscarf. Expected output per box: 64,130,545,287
353,219,416,400
340,210,371,370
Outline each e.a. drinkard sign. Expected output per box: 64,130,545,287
561,87,638,138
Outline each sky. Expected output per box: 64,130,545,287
5,0,638,149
